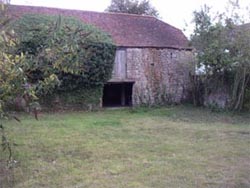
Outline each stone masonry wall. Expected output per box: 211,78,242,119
125,48,194,106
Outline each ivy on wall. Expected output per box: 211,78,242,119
9,14,116,109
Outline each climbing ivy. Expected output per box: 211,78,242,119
9,14,116,107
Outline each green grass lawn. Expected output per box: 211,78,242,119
1,106,250,188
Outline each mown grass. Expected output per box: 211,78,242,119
1,106,250,188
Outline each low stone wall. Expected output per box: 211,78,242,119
125,48,194,106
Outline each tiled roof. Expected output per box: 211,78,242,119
9,5,190,49
241,23,250,30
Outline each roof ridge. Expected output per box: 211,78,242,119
101,11,156,19
10,4,156,19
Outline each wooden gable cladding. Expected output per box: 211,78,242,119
112,49,127,80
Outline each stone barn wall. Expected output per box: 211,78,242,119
125,48,194,106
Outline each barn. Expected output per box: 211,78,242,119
10,5,194,107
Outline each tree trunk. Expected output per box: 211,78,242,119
233,67,246,111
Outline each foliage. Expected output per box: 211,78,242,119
106,0,159,17
190,2,250,111
0,5,115,166
1,1,54,168
10,14,116,99
0,0,28,165
40,87,103,111
243,86,250,110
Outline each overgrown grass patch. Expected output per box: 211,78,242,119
1,106,250,187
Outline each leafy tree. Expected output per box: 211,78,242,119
106,0,159,17
0,5,115,167
0,0,27,164
0,2,58,168
190,2,250,111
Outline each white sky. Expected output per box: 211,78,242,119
11,0,250,36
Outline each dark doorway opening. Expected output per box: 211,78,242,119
102,82,134,107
